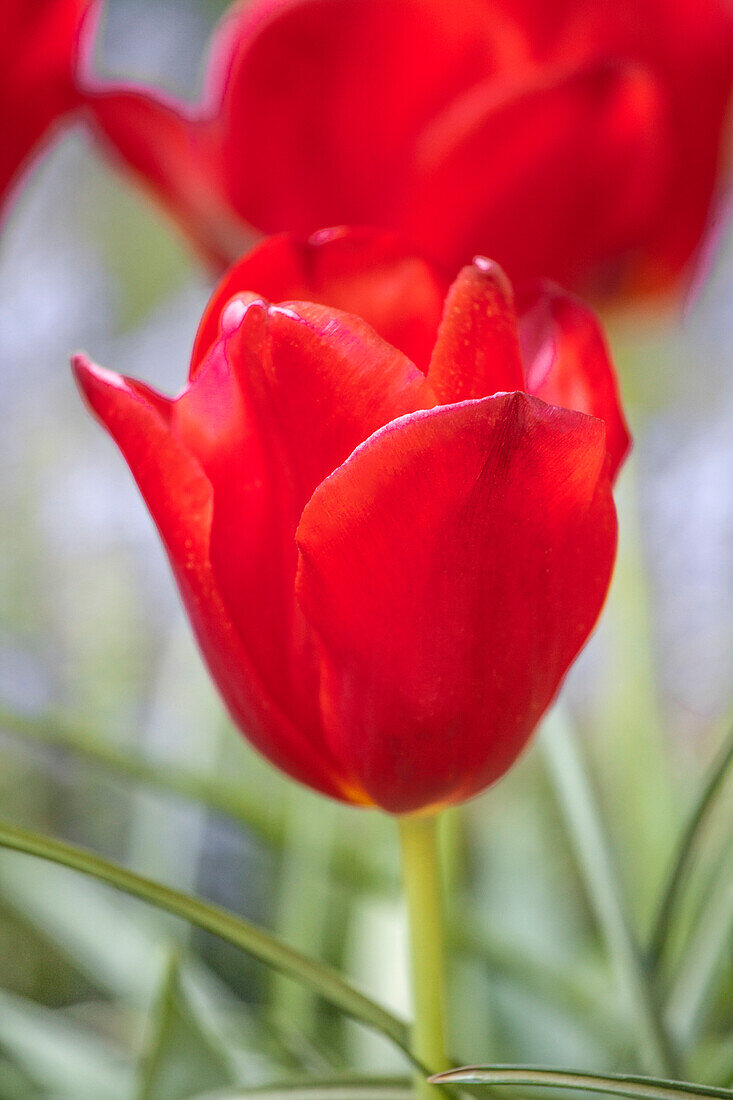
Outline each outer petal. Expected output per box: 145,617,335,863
403,60,667,286
426,257,524,403
296,392,617,814
518,282,631,480
80,89,247,269
0,0,93,216
190,227,447,373
71,354,349,800
172,298,432,742
217,0,516,235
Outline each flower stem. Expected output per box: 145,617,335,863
398,812,450,1099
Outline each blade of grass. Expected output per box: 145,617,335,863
431,1066,733,1100
0,819,417,1070
540,709,678,1076
648,719,733,967
135,951,236,1100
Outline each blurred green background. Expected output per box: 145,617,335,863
0,1,730,1098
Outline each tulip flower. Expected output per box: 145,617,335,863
73,228,627,814
81,0,732,295
0,0,93,218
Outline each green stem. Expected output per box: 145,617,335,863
398,813,450,1100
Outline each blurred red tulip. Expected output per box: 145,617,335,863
74,228,627,813
82,0,732,297
0,0,93,218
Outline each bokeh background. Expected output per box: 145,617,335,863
0,2,730,1098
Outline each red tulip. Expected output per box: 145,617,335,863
73,228,627,813
0,0,93,218
81,0,732,296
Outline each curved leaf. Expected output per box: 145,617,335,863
0,820,414,1068
431,1066,733,1100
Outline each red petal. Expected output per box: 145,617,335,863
404,60,667,286
190,227,447,373
518,282,631,480
619,0,733,291
0,0,92,215
215,0,509,234
296,392,617,814
426,257,524,403
81,89,248,269
79,0,731,295
173,299,432,746
510,0,733,289
72,352,352,801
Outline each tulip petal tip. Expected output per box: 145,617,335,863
70,351,94,389
71,353,128,410
71,351,100,380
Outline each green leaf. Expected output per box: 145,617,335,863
431,1066,733,1100
0,819,416,1070
540,709,677,1076
648,718,733,967
136,952,236,1100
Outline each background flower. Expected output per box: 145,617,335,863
0,0,93,220
81,0,733,298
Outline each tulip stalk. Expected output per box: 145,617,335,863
398,812,450,1099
